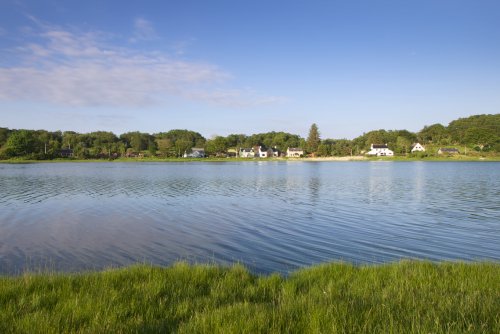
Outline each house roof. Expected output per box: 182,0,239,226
287,148,303,151
439,148,459,152
371,144,388,149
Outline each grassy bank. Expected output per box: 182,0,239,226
1,261,498,333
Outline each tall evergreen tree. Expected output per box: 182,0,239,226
306,123,321,154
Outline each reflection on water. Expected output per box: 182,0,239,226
0,161,499,275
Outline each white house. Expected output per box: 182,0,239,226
183,148,205,158
366,144,394,157
410,143,426,153
239,148,254,158
269,147,279,157
286,147,304,157
257,146,268,158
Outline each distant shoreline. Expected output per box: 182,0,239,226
1,155,500,164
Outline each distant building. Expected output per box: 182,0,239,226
257,146,268,158
366,144,394,157
438,148,459,155
268,147,280,158
410,143,426,153
183,148,205,158
60,148,74,158
227,148,238,157
286,148,304,157
239,148,255,158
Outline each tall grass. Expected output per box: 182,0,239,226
0,261,498,333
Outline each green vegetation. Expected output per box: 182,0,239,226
0,261,498,333
306,123,321,154
1,114,499,160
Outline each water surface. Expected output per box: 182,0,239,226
0,161,498,274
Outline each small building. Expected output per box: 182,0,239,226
257,146,268,158
286,147,304,158
366,144,394,157
183,148,205,158
60,148,74,158
438,148,459,155
227,148,238,158
268,147,279,158
239,148,255,158
410,143,426,153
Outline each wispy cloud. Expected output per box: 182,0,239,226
172,38,196,56
130,18,158,43
0,19,284,109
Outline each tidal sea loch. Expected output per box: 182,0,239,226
0,160,499,332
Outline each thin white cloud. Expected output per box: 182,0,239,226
187,89,288,108
0,20,284,109
130,18,158,43
172,38,196,55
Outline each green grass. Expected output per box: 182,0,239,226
1,261,498,333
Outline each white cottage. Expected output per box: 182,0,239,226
366,144,394,157
257,146,268,158
286,147,304,157
239,148,255,158
183,148,205,158
410,143,425,153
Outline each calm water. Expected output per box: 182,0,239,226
0,161,499,275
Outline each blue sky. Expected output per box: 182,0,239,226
1,0,499,139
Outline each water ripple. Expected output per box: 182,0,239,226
0,161,499,275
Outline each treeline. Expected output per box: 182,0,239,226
0,114,498,159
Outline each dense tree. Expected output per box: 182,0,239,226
155,130,206,156
205,136,228,156
417,124,448,145
447,114,500,151
0,127,11,147
5,130,38,157
238,132,302,152
225,134,247,148
330,139,354,156
395,136,412,154
306,124,321,154
316,143,329,156
155,138,174,157
120,132,156,153
464,128,497,150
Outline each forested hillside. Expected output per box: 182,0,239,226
0,114,498,159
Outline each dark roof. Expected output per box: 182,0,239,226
372,144,388,149
439,148,459,152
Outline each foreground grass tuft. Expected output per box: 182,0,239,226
1,261,498,333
